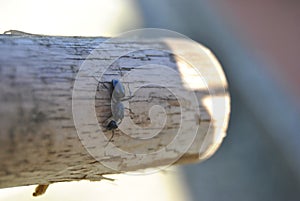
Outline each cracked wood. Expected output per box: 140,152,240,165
0,34,230,188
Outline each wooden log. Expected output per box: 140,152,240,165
0,34,230,188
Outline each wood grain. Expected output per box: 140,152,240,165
0,34,230,188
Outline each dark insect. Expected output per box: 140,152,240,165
106,120,118,130
112,79,125,102
112,102,124,123
105,79,125,143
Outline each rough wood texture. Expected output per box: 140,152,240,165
0,34,230,188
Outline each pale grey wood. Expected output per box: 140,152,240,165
0,34,230,188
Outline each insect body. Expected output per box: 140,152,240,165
112,79,125,102
106,79,125,133
106,119,118,130
112,102,124,123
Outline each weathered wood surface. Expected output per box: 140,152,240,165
0,34,230,188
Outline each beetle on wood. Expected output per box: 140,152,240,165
105,79,125,141
112,79,125,103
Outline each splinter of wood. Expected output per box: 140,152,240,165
32,184,49,197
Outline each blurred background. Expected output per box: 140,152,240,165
1,0,300,200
